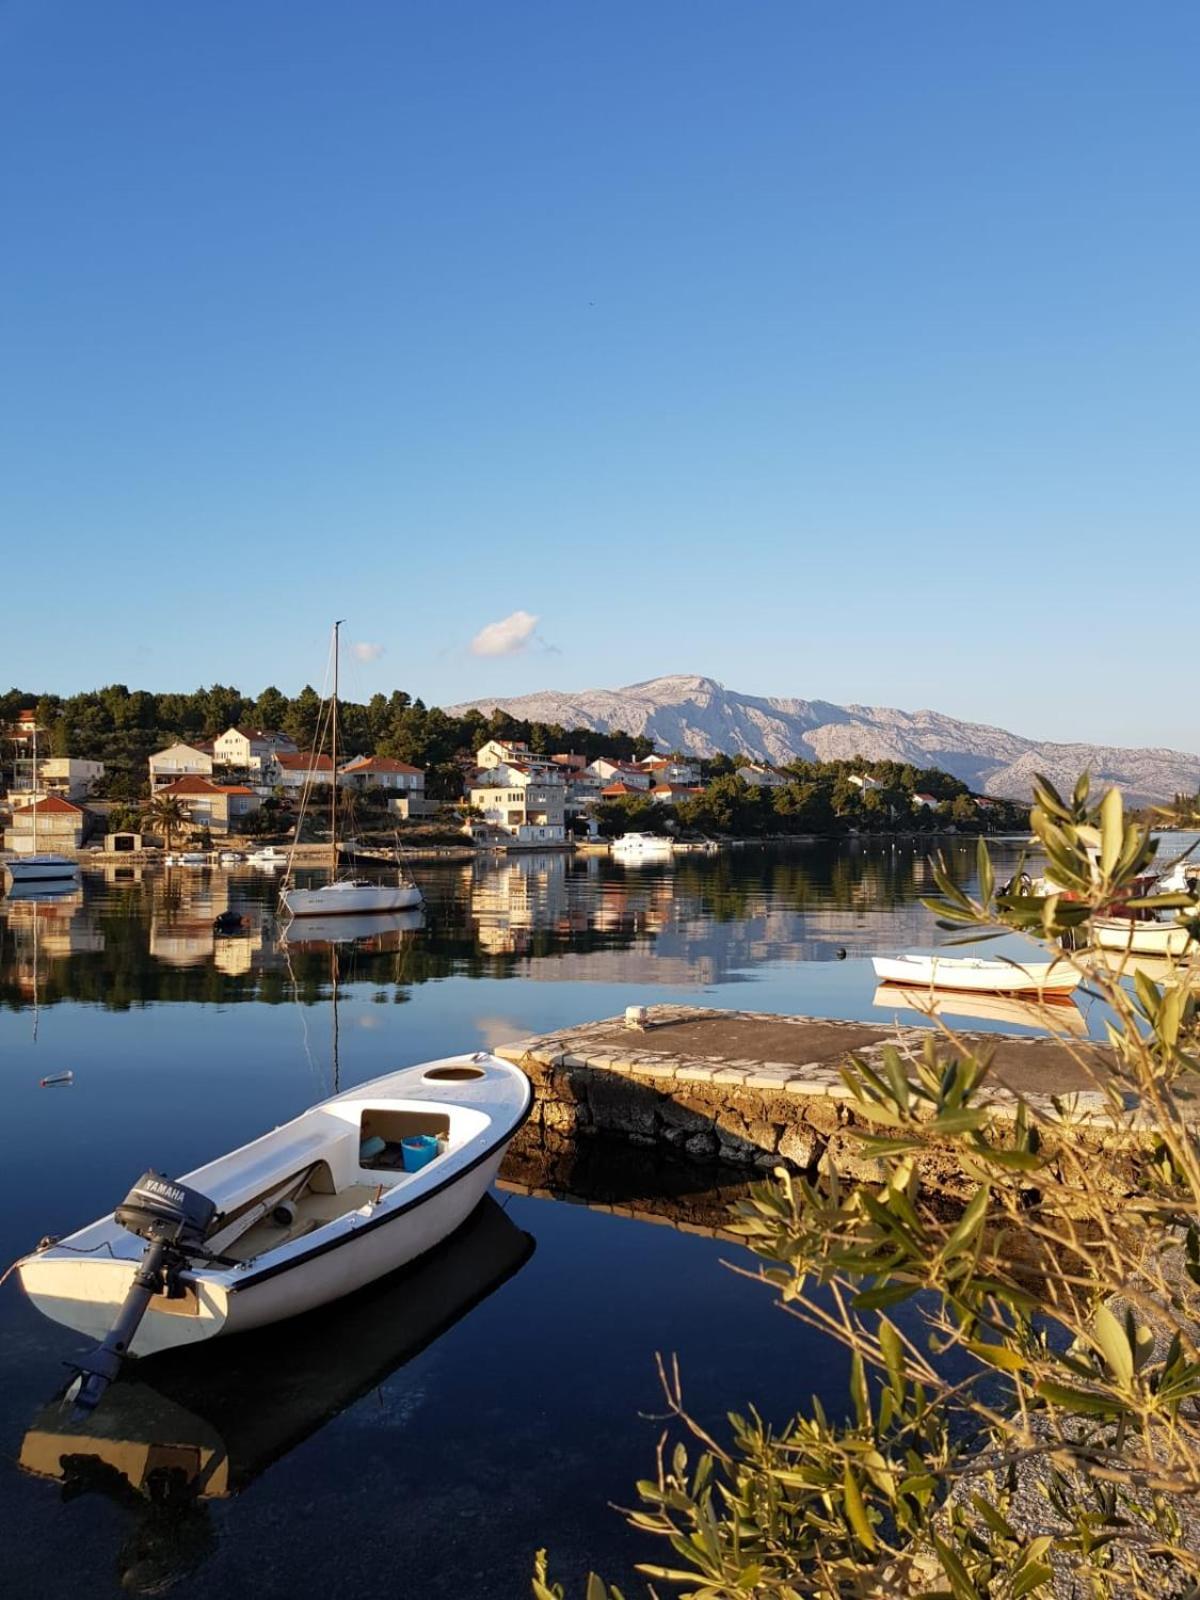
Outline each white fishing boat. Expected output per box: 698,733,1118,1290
280,623,424,919
871,953,1083,996
611,832,673,863
16,1052,531,1407
872,982,1088,1035
1091,917,1195,958
4,726,80,886
246,847,288,867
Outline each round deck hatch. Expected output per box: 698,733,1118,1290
423,1064,486,1082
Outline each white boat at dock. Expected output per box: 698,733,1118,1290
871,953,1083,996
16,1052,531,1400
611,832,673,863
246,847,289,867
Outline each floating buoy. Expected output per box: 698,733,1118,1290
40,1071,74,1088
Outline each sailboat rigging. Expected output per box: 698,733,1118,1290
280,622,423,919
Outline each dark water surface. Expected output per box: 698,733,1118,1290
0,840,1106,1597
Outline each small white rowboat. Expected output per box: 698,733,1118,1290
17,1053,531,1396
1091,918,1195,958
871,954,1083,996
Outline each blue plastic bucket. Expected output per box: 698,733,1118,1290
401,1134,440,1172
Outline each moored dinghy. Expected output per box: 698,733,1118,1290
17,1052,531,1406
871,953,1082,996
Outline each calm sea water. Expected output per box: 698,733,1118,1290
0,838,1169,1597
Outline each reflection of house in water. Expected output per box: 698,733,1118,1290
4,891,104,998
470,853,580,955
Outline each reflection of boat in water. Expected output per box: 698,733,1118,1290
1086,949,1200,988
871,954,1082,996
18,1197,532,1502
872,983,1088,1036
279,907,425,948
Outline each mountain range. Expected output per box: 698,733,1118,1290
449,675,1200,806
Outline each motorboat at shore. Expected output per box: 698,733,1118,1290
871,953,1083,997
611,832,673,863
18,1197,533,1504
872,982,1088,1035
16,1053,532,1406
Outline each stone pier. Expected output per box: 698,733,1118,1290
497,1004,1152,1201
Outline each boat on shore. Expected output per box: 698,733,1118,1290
16,1052,531,1405
871,953,1083,996
611,832,673,863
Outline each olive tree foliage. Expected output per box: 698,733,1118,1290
537,776,1200,1599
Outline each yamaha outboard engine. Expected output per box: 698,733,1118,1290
69,1172,217,1413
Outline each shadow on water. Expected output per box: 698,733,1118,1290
16,1197,534,1594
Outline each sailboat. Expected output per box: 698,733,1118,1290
4,722,80,886
280,622,423,919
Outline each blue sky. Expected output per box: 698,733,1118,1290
2,2,1196,750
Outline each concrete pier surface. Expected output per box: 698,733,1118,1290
497,1004,1167,1199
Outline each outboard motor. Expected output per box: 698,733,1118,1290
69,1172,217,1413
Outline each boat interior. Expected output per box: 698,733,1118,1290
205,1101,467,1266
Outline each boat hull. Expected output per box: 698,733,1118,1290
282,881,423,917
1092,919,1194,957
18,1054,530,1356
5,855,79,883
871,955,1082,995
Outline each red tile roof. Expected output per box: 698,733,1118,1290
11,794,85,816
341,756,424,775
156,777,257,797
601,782,641,796
276,751,333,772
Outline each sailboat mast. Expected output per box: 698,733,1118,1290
31,722,38,855
330,620,344,874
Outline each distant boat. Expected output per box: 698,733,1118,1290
280,623,423,919
16,1052,532,1407
246,847,289,867
611,832,673,863
872,982,1088,1035
871,954,1083,996
1091,917,1194,958
4,724,80,886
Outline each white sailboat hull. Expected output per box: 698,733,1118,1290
18,1053,531,1356
1092,918,1194,957
871,954,1083,995
5,855,79,883
282,880,423,917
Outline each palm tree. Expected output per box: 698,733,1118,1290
141,794,191,855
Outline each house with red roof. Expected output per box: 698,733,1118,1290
154,776,262,836
4,793,88,854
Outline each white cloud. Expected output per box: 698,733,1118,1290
352,641,385,663
470,610,540,658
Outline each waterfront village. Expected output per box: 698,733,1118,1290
0,702,1027,861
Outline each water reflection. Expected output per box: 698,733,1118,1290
872,982,1089,1036
18,1198,532,1593
0,840,1018,1013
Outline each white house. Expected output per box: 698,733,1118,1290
640,756,701,786
586,757,652,790
148,742,215,791
912,792,939,809
39,758,105,801
212,726,297,774
475,738,558,774
652,783,703,806
738,764,788,789
847,773,882,792
468,762,566,844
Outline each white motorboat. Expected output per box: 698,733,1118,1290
871,953,1083,996
246,847,288,867
1091,917,1195,958
611,832,673,863
17,1052,531,1406
872,982,1088,1035
217,850,246,864
279,623,423,920
18,1197,533,1502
